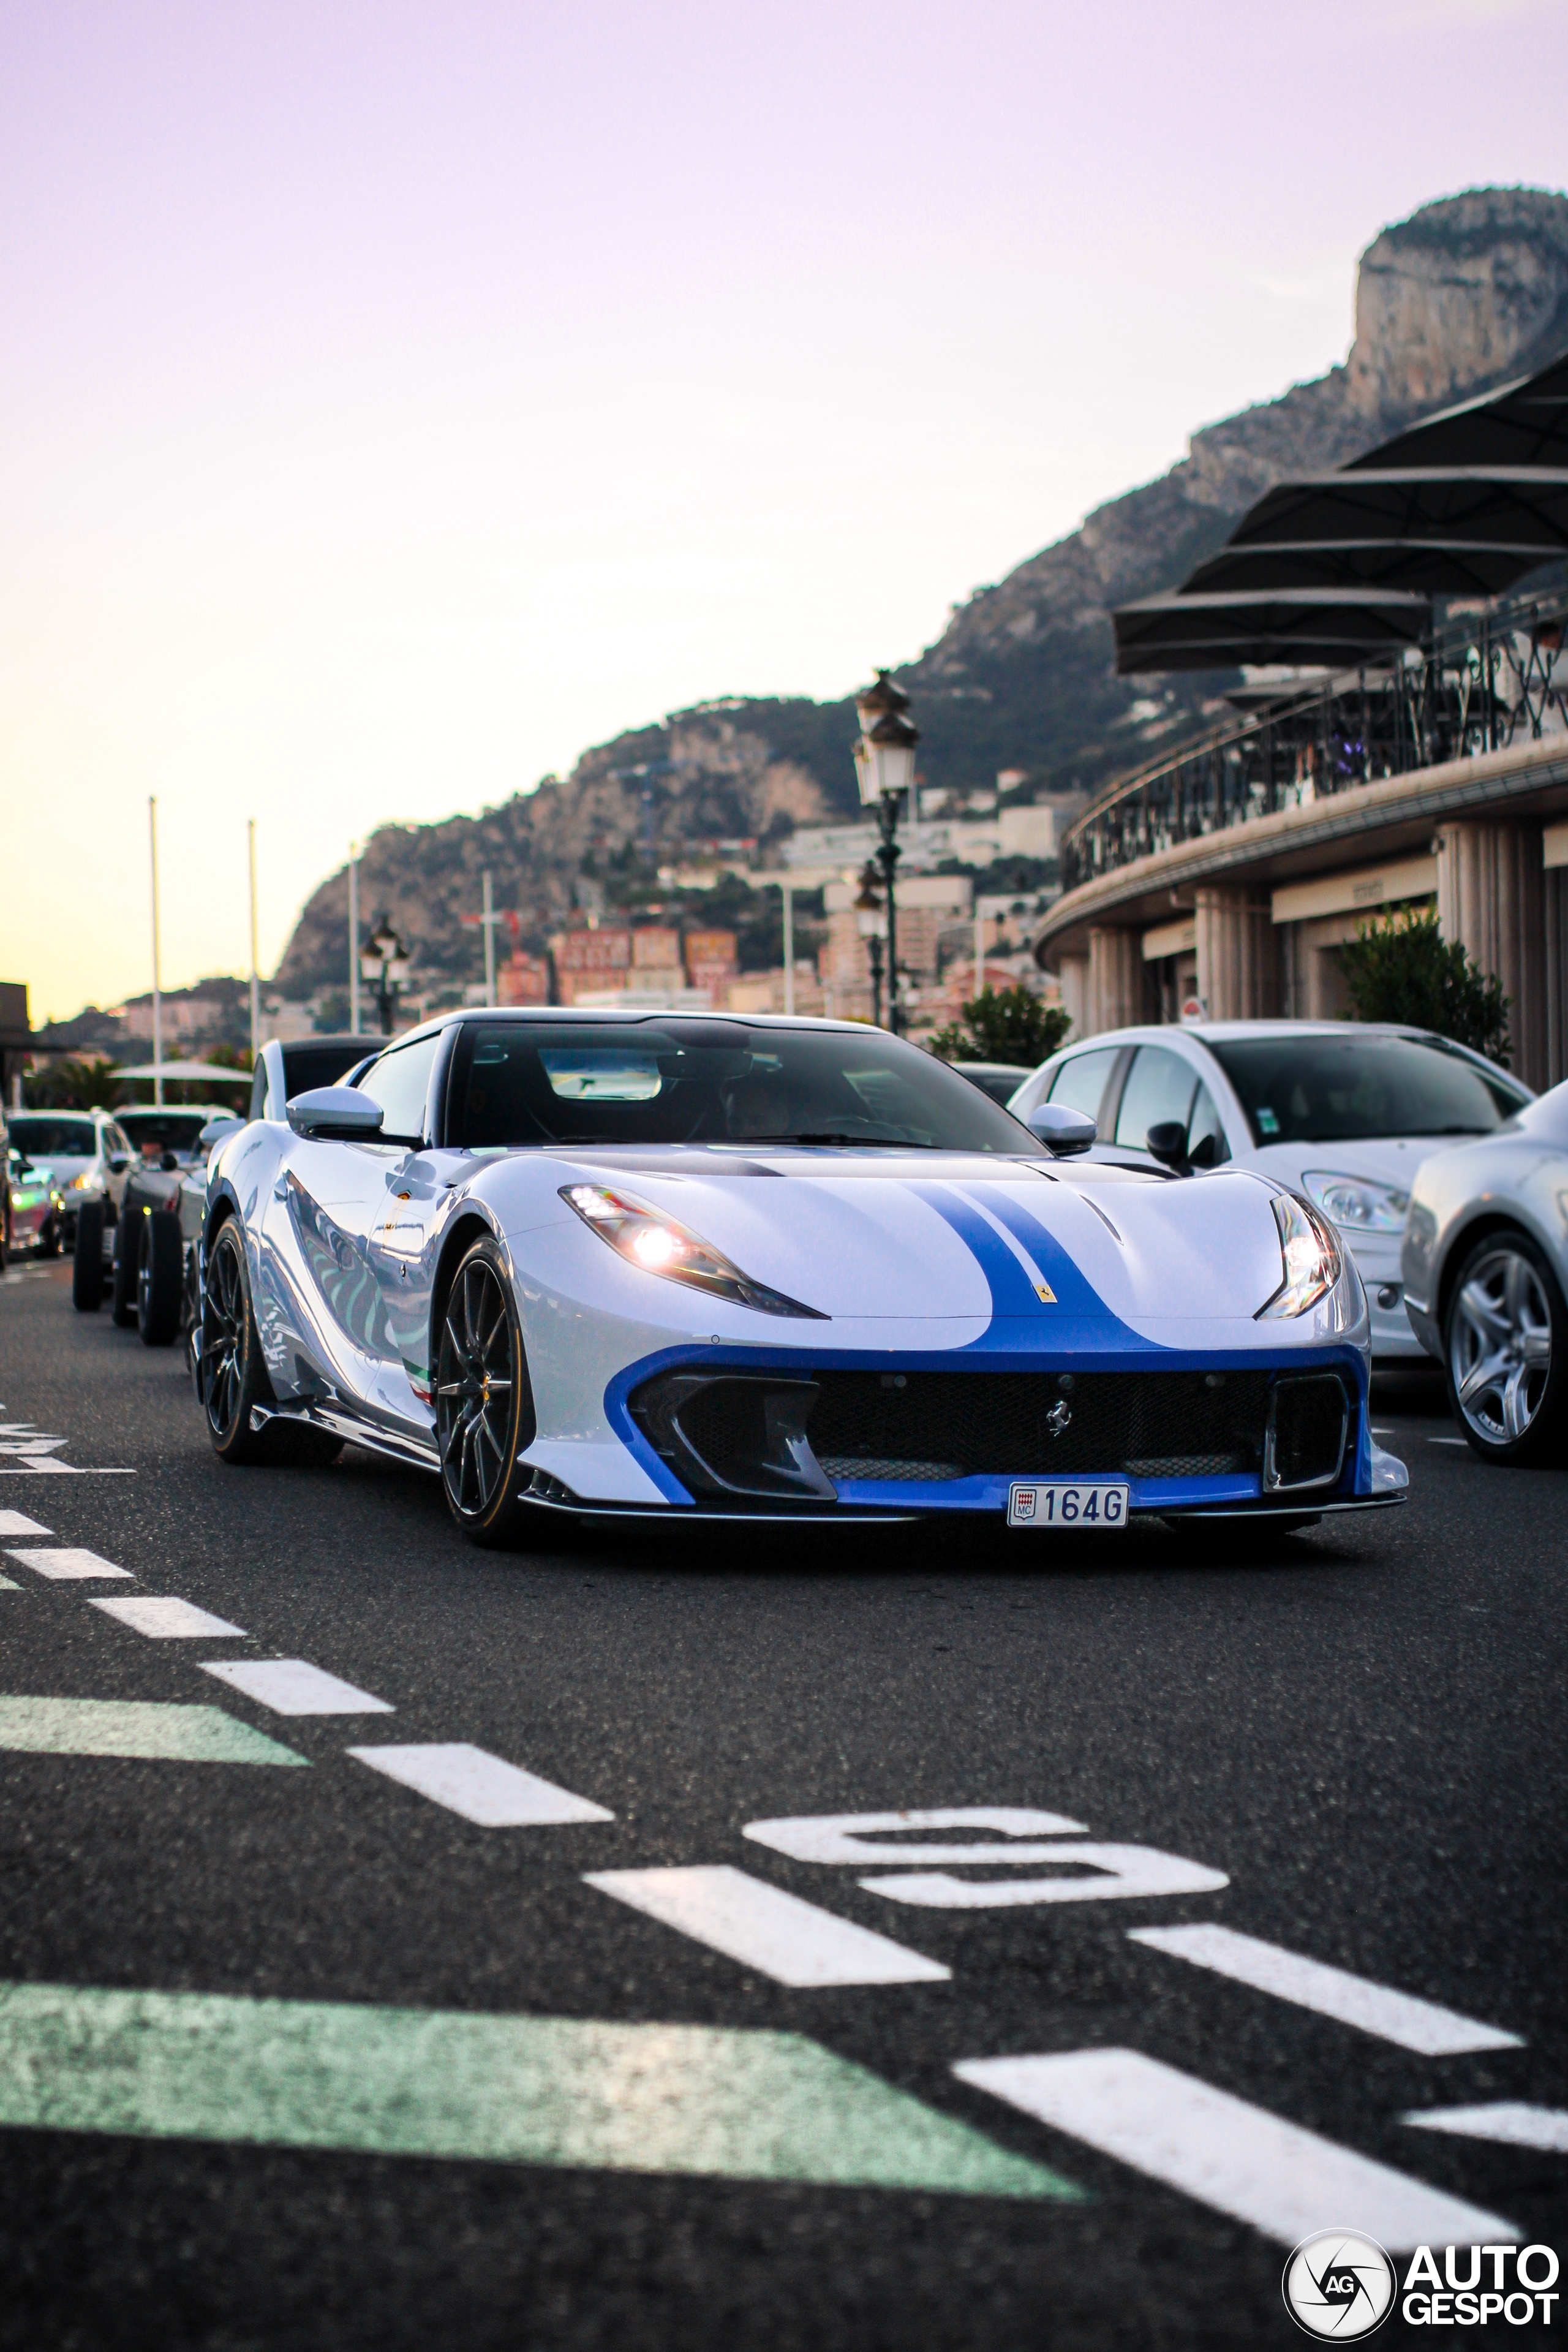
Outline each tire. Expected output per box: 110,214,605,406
72,1201,105,1310
202,1217,342,1468
435,1237,536,1546
1444,1227,1568,1467
111,1208,141,1326
40,1218,61,1260
137,1209,183,1347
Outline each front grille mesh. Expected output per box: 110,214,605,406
805,1368,1273,1482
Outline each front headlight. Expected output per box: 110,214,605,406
560,1184,827,1320
68,1170,99,1192
1257,1192,1343,1319
1301,1170,1409,1234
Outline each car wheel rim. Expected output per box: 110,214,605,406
137,1228,151,1320
203,1235,245,1437
1450,1246,1552,1445
437,1260,515,1518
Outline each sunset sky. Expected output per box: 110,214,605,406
2,0,1564,1023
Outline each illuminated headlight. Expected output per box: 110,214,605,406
12,1187,45,1210
68,1170,99,1192
1302,1170,1409,1234
560,1184,826,1320
1257,1192,1343,1320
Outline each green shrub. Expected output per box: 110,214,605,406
928,985,1071,1067
1339,904,1510,1065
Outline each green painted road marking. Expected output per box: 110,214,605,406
0,1698,308,1766
0,1981,1079,2199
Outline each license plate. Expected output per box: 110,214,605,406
1008,1481,1129,1529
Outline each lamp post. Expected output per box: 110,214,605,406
852,670,918,1035
854,862,886,1030
361,917,411,1037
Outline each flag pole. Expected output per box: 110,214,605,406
247,820,260,1061
349,844,360,1035
149,796,164,1107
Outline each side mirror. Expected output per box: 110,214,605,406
198,1115,243,1151
286,1086,385,1141
1145,1121,1192,1174
159,1150,181,1173
1026,1103,1096,1156
107,1154,129,1174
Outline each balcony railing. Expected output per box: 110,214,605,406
1060,581,1568,895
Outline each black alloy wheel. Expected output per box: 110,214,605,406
203,1218,341,1467
436,1238,534,1546
1444,1227,1568,1467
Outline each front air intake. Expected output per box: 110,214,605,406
1264,1374,1349,1491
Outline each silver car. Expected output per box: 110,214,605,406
1401,1079,1568,1464
6,1109,134,1257
1009,1022,1531,1363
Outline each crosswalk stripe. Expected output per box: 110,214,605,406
0,1980,1078,2198
347,1742,612,1826
0,1696,307,1766
4,1546,132,1581
89,1596,249,1641
1128,1923,1521,2055
0,1511,51,1536
1403,2102,1568,2152
953,2048,1517,2248
198,1659,393,1715
585,1865,951,1986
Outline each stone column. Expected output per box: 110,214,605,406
1435,820,1547,1087
1086,928,1142,1035
1054,953,1090,1042
1194,888,1278,1020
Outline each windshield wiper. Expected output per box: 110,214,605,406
753,1132,940,1149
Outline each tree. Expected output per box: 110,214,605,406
928,985,1071,1067
23,1056,118,1110
1338,904,1510,1065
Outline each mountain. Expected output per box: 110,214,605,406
275,186,1568,1003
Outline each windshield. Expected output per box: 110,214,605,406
450,1021,1037,1152
1208,1032,1528,1145
9,1117,97,1159
118,1112,209,1152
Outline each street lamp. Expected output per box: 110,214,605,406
853,670,918,1035
854,862,886,1030
361,917,411,1036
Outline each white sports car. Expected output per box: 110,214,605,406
195,1010,1408,1545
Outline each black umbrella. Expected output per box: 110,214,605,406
1184,466,1568,598
1345,350,1568,473
1113,586,1430,675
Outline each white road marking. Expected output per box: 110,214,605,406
1128,1923,1521,2055
347,1742,613,1826
862,1842,1228,1908
0,1575,18,1591
0,1511,51,1536
198,1660,393,1715
1403,2103,1568,2153
585,1864,951,1986
4,1547,134,1581
954,2048,1517,2248
744,1808,1088,1866
89,1595,249,1641
1427,1436,1469,1446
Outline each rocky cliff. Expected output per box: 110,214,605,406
276,186,1568,1002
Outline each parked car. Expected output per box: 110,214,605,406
1401,1076,1568,1464
1008,1021,1531,1363
9,1110,134,1271
193,1007,1405,1545
949,1061,1038,1108
7,1146,67,1257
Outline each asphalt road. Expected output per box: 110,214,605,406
1,1256,1564,2350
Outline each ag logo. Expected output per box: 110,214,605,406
1283,2231,1394,2337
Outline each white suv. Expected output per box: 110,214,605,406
1008,1021,1531,1361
